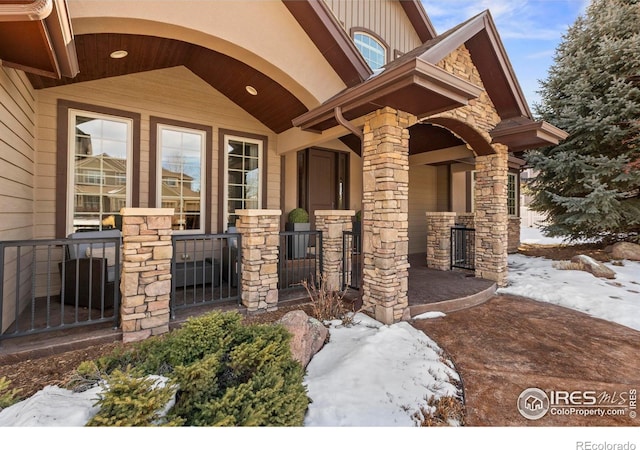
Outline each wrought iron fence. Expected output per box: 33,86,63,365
450,226,475,271
342,230,362,290
0,236,120,343
171,233,242,317
278,230,323,291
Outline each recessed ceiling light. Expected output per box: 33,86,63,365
245,85,258,96
110,50,128,59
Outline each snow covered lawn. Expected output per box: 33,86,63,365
500,227,640,332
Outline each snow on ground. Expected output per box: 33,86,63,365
0,313,461,428
303,313,460,427
520,225,568,245
500,227,640,332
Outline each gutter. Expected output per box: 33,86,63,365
0,0,53,21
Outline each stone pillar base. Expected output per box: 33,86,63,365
120,208,174,344
236,209,281,312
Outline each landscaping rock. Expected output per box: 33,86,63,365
277,310,329,368
610,242,640,261
570,255,616,279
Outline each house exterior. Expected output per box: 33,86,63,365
0,0,566,335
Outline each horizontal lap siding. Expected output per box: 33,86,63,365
0,67,36,332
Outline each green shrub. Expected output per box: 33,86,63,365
0,376,21,410
87,367,183,427
92,311,310,426
287,208,309,223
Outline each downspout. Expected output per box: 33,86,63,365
334,106,363,141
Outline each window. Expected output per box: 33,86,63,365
470,170,519,216
224,135,263,229
157,125,206,232
353,31,386,70
507,172,518,217
68,110,132,233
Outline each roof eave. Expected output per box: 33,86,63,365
293,58,483,132
490,118,569,152
282,0,372,87
399,0,437,42
0,0,78,78
421,10,533,120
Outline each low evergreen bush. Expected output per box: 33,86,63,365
0,376,21,410
85,311,309,426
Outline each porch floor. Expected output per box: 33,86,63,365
0,254,495,359
407,253,496,317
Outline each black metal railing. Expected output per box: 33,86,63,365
278,230,323,291
171,233,242,317
0,237,120,343
342,230,362,290
450,226,475,271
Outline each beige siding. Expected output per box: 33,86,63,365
36,66,279,239
0,67,36,332
408,165,437,254
324,0,423,58
0,68,36,238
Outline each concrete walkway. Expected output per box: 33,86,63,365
412,294,640,426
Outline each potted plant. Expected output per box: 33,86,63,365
286,208,310,259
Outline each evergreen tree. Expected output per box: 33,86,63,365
526,0,640,243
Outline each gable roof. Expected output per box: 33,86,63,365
293,10,568,151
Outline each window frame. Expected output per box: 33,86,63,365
507,172,519,217
155,123,207,234
219,131,268,232
351,28,389,70
57,100,140,239
149,117,213,234
470,170,519,217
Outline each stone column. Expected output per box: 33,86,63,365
361,107,416,324
315,210,355,291
474,144,509,286
235,209,281,313
425,212,457,271
120,208,173,344
508,216,521,254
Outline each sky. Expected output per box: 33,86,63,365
1,227,638,448
421,0,590,111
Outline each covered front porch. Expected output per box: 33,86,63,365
0,248,495,359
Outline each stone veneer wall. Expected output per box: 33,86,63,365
120,208,173,344
508,216,521,254
235,209,281,312
315,210,355,291
474,147,509,286
455,213,476,229
434,45,501,138
425,212,457,271
361,107,415,324
431,45,509,286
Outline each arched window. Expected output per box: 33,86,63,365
353,31,387,70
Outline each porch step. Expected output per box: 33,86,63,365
409,282,496,317
0,326,121,364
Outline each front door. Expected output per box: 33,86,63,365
299,148,348,229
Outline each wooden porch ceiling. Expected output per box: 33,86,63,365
26,33,309,134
